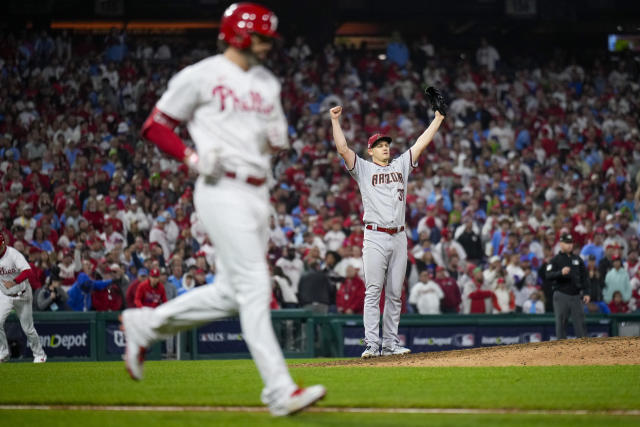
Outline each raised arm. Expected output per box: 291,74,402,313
409,111,445,161
330,106,356,170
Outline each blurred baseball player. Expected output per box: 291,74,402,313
330,87,445,358
120,2,325,416
0,233,47,363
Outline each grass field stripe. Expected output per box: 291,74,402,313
1,405,639,416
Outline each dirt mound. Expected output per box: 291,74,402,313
306,337,640,367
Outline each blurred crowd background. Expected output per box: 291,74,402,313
1,0,639,317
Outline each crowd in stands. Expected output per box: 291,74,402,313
1,28,639,316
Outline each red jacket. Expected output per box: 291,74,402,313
469,288,494,314
125,279,142,308
436,277,461,312
134,279,167,308
336,276,366,314
608,300,629,314
92,284,124,311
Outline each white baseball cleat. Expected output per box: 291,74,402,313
270,385,327,416
33,355,47,363
120,310,147,381
381,345,411,356
0,355,10,363
361,345,380,359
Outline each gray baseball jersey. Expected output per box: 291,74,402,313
347,150,417,351
348,150,416,227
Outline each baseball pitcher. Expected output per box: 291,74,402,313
330,87,446,358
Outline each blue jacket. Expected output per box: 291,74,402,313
67,272,113,311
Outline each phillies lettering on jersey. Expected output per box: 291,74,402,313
155,54,288,178
0,246,31,296
211,85,275,114
348,150,416,227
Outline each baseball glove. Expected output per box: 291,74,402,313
424,86,447,116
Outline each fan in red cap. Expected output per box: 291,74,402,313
134,267,166,309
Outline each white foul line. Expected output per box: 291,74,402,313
0,405,638,416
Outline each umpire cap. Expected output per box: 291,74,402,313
560,233,574,243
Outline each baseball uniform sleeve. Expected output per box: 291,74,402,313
11,248,31,272
398,150,416,177
347,154,364,180
156,65,201,122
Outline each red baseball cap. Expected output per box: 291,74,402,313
149,268,160,277
367,133,392,150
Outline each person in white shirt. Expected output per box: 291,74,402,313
149,216,171,260
409,270,443,314
476,37,500,72
122,198,150,236
268,215,288,248
275,246,304,295
323,219,346,252
333,245,365,280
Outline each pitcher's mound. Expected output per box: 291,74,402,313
310,337,640,367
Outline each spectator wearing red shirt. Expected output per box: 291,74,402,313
608,290,629,314
336,265,366,314
434,266,461,313
134,268,167,308
125,268,149,308
83,197,105,232
92,265,124,311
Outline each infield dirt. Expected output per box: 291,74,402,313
305,337,640,368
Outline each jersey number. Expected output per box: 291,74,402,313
398,189,404,201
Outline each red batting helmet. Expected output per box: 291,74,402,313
218,3,280,50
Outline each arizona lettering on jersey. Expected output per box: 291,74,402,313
371,172,404,186
155,54,288,178
348,150,417,227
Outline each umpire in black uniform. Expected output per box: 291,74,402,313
545,233,590,339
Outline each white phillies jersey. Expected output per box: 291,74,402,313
156,54,289,178
0,246,31,297
348,151,416,227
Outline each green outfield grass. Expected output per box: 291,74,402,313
1,359,639,426
2,410,640,427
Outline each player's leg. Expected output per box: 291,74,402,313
14,288,46,362
381,233,409,354
553,291,568,339
361,231,388,356
0,295,14,361
196,180,322,415
569,295,587,338
130,278,238,342
121,280,238,380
